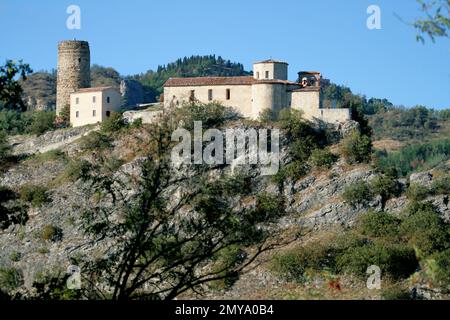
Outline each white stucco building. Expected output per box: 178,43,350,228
163,59,351,123
70,86,121,127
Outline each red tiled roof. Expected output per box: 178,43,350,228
164,76,255,87
164,76,302,87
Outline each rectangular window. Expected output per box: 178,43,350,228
106,111,111,117
76,111,79,118
107,97,110,103
76,97,79,104
226,89,231,100
92,96,96,103
265,71,269,79
93,110,96,117
256,72,260,79
208,89,213,101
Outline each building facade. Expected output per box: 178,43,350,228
163,59,351,123
70,87,121,127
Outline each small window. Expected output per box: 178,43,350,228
93,110,96,117
208,89,213,101
76,111,79,118
226,89,231,100
92,96,96,103
76,97,79,104
256,72,260,79
106,111,111,117
265,71,269,79
107,97,110,103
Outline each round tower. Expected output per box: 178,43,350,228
56,40,90,115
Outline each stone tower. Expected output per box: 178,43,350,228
56,40,91,115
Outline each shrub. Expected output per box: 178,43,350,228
342,181,374,207
430,249,450,290
101,112,125,133
430,174,450,195
63,160,92,182
176,102,233,130
341,130,372,164
271,243,333,283
0,267,23,291
336,242,418,280
369,175,402,207
0,130,10,164
40,224,63,242
9,251,21,262
19,185,50,207
357,211,401,238
258,108,278,123
406,183,430,201
400,208,450,256
80,131,112,151
27,111,56,136
309,148,338,169
33,150,67,163
381,286,411,300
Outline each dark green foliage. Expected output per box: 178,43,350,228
63,160,92,182
342,181,374,207
39,225,63,242
429,249,450,289
100,112,125,133
27,111,56,135
0,110,33,135
413,0,450,43
0,130,10,165
341,130,372,164
80,131,113,151
309,148,338,169
375,139,450,176
400,205,450,256
19,185,50,207
132,55,251,102
357,211,401,238
381,286,412,300
370,174,402,208
430,174,450,195
406,183,430,201
175,102,235,131
0,60,32,111
336,242,418,280
0,186,27,230
258,108,278,123
0,267,23,291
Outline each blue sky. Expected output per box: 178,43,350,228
1,0,449,109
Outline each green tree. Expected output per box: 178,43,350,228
0,60,32,111
341,130,372,164
413,0,450,43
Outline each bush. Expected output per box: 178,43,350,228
357,211,401,238
63,160,92,182
271,243,333,283
80,131,112,151
19,185,50,207
27,111,56,136
258,108,278,123
40,224,63,242
341,130,372,164
342,181,374,207
430,249,450,290
369,175,402,207
0,130,10,164
381,286,411,300
101,112,125,133
309,148,338,169
336,242,418,280
9,251,21,262
0,267,23,291
176,102,234,130
430,174,450,195
406,183,430,201
400,208,450,256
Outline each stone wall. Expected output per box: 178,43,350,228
56,40,91,115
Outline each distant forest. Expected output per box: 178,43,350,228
130,55,251,102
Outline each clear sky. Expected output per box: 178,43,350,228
1,0,449,109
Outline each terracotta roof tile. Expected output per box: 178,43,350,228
74,86,115,93
164,76,255,87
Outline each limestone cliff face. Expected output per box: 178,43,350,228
0,121,448,298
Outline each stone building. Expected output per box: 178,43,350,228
56,40,91,115
70,87,121,127
163,59,351,123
